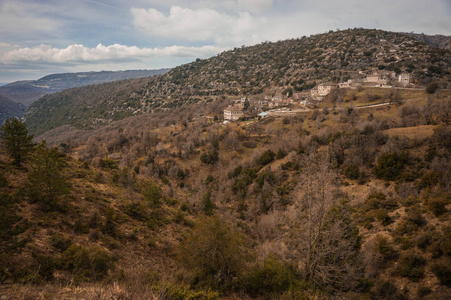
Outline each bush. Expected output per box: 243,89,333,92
200,150,219,165
417,286,432,297
373,280,407,300
344,164,360,180
242,254,297,297
99,158,118,170
177,217,248,290
33,254,57,281
426,82,439,94
124,201,148,221
51,235,73,252
376,235,398,262
258,150,275,166
62,244,114,281
418,171,441,189
427,196,449,217
0,172,7,187
276,148,287,159
205,175,214,185
202,191,215,216
397,251,426,281
374,152,408,181
431,259,451,286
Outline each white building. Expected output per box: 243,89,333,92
398,74,410,85
224,106,244,121
310,84,334,99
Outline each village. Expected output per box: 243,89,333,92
223,69,413,122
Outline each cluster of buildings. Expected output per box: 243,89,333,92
223,70,413,121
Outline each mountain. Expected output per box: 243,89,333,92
407,33,451,50
2,28,451,299
24,29,451,136
0,69,170,108
0,94,25,123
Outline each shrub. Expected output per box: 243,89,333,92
177,217,248,290
62,244,114,281
374,152,408,181
228,165,242,179
205,175,214,185
417,286,432,297
99,158,118,170
0,172,7,187
427,196,449,217
397,251,426,281
376,235,398,261
431,259,451,286
200,150,219,165
418,171,441,189
344,163,360,180
33,254,57,281
124,201,148,221
51,235,73,252
242,254,297,297
276,148,287,159
426,82,439,94
143,182,162,207
258,150,275,166
393,206,426,236
373,280,407,300
202,191,215,216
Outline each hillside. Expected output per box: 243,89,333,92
0,94,25,124
0,69,170,108
24,29,451,136
407,33,451,50
1,85,451,299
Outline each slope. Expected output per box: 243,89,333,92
0,69,170,108
0,94,25,124
24,28,451,136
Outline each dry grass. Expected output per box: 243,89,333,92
383,125,437,140
0,282,162,300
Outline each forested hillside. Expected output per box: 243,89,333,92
1,28,451,299
0,68,170,108
24,29,451,136
0,94,25,124
2,85,451,299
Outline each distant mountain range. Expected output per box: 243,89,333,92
0,94,25,124
0,69,170,108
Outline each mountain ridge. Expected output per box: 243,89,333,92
24,28,451,136
0,69,171,109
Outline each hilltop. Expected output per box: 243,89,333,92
24,29,451,136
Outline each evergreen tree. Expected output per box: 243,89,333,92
0,118,35,166
28,141,69,210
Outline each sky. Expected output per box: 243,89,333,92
1,0,450,84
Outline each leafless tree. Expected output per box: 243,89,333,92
387,88,402,105
289,151,363,290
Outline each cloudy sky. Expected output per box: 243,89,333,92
1,0,450,84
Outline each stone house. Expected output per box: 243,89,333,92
224,106,244,121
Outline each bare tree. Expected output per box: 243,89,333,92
290,151,362,290
387,88,402,105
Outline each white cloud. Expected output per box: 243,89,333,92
131,6,267,46
0,1,61,37
0,43,225,64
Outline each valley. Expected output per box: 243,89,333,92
0,29,450,299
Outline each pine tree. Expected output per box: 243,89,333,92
28,141,69,210
0,118,35,166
